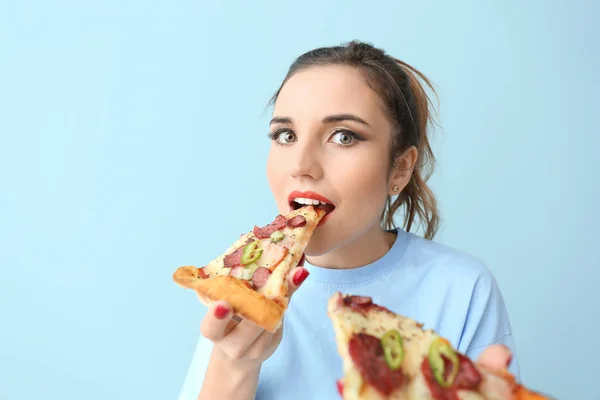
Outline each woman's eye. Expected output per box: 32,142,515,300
276,130,297,144
331,130,356,145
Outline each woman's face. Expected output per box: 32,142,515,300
266,65,404,256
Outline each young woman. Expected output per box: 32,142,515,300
178,41,519,400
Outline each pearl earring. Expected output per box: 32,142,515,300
392,185,399,193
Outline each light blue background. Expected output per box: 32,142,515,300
1,1,598,399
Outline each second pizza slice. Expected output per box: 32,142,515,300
327,292,550,400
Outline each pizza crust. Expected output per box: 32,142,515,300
173,267,285,332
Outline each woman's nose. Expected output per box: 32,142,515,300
289,142,324,181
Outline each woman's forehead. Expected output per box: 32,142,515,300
273,65,388,124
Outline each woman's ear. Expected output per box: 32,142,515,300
388,146,418,196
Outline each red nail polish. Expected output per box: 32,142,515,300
293,268,309,286
506,353,513,367
214,305,230,319
336,379,344,395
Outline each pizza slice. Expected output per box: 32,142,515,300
172,205,325,333
327,292,551,400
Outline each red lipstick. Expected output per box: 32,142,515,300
287,191,334,205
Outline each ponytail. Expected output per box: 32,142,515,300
382,58,440,240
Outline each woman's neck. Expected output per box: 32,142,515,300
306,224,397,270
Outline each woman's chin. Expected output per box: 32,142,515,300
303,228,336,257
303,247,330,258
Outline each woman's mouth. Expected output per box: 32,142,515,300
287,191,336,224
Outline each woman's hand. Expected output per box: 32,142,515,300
476,344,513,371
199,264,310,372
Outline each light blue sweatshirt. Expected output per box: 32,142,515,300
178,229,519,399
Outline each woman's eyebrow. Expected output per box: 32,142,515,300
270,114,370,126
322,113,370,127
270,116,292,125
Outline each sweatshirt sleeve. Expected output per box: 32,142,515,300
456,267,521,380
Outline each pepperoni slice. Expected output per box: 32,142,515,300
341,295,391,315
287,215,307,228
344,295,373,306
223,245,246,268
348,333,405,396
253,215,287,239
453,355,481,389
251,267,272,289
421,353,482,400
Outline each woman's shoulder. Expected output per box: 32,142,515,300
401,231,496,283
396,232,517,371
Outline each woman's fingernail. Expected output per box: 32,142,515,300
336,379,344,395
506,353,513,367
293,268,309,286
214,305,230,319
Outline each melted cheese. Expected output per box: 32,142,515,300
328,293,440,400
203,206,324,303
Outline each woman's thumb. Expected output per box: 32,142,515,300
288,253,309,297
